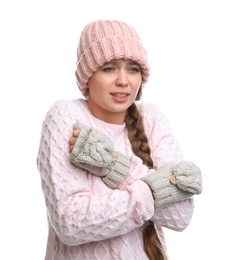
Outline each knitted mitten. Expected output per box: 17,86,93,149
142,161,202,209
70,122,130,188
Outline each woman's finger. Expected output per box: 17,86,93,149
73,129,80,137
69,136,77,145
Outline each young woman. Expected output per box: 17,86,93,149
37,19,202,260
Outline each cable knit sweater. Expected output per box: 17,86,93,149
37,98,194,260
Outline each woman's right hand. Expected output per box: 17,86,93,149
69,122,131,188
69,129,80,153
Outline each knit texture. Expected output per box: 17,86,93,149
70,122,131,188
37,98,194,260
143,161,202,209
76,20,150,95
174,160,202,193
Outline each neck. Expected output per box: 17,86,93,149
86,101,126,125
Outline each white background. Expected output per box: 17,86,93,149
0,0,226,259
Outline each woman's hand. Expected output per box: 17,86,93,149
142,161,202,209
69,122,130,188
69,129,80,153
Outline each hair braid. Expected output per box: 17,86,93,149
125,103,153,168
125,102,168,260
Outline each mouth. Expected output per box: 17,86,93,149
110,93,129,98
110,92,130,103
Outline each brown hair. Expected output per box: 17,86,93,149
124,87,168,260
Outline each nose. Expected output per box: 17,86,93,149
115,70,129,87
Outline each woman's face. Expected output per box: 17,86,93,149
86,59,142,124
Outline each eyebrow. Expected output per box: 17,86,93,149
103,60,140,66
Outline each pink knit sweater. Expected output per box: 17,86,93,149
37,98,194,260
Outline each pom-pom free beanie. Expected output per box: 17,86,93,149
75,20,150,96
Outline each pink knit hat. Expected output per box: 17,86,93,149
75,20,150,96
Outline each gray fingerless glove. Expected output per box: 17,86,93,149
142,160,202,209
70,122,130,188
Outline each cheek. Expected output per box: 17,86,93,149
133,80,142,93
133,75,142,89
133,81,143,100
87,83,105,101
87,74,106,90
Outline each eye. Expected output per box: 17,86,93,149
103,67,115,71
101,65,116,72
128,66,141,73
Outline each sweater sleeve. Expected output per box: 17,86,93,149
142,104,195,231
37,100,154,246
152,198,194,231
